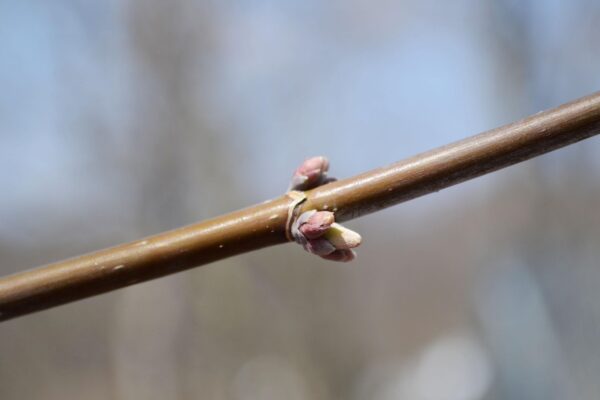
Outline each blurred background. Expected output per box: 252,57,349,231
1,0,600,399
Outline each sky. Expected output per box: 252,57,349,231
0,0,599,238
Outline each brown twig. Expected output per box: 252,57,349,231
2,92,600,321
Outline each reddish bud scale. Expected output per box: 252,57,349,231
299,211,335,239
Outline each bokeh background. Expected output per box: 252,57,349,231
1,1,600,399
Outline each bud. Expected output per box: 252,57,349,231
322,223,362,249
290,156,330,190
298,211,335,239
287,158,361,263
291,211,361,261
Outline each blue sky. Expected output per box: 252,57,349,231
0,0,599,239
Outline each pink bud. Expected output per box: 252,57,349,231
299,211,335,239
287,157,361,263
290,156,330,190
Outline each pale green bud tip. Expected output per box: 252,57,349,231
323,223,362,249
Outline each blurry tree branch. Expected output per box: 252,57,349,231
1,91,600,322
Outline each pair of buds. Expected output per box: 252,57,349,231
289,157,362,262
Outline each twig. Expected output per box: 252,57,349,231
1,92,600,321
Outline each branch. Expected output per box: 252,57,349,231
2,92,600,322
